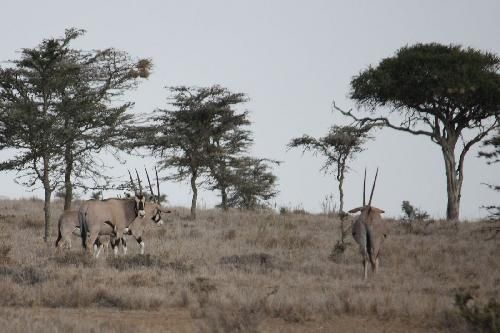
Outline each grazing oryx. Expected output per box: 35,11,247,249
79,169,170,257
349,168,387,280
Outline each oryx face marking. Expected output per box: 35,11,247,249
134,194,146,218
151,207,164,225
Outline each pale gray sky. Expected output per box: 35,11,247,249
0,0,498,219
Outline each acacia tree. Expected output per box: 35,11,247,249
288,125,372,214
135,85,249,219
337,43,500,220
0,29,150,241
0,31,76,241
54,30,151,210
204,94,253,210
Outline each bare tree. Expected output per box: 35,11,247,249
288,125,372,244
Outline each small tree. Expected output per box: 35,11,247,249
133,85,249,219
288,125,372,214
337,43,500,221
225,157,280,209
288,125,372,244
401,200,430,221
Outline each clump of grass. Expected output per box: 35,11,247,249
221,229,236,241
18,215,44,229
197,298,265,333
328,241,348,263
0,244,12,264
455,291,500,333
51,252,96,267
108,254,193,273
220,253,276,272
0,266,48,285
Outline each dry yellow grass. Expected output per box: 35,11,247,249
0,199,498,332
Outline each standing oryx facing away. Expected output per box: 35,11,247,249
349,168,387,280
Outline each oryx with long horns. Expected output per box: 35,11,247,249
119,167,170,255
78,169,170,257
349,168,387,280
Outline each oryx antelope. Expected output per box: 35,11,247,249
117,167,171,255
79,169,170,257
349,168,387,280
55,210,112,250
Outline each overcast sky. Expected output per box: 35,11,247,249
0,0,498,219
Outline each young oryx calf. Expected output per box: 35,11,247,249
349,168,387,280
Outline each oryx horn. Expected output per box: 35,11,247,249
363,168,366,206
145,167,156,202
128,170,137,194
135,169,143,195
155,166,161,202
368,168,379,206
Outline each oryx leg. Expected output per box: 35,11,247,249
94,238,104,258
373,257,379,274
111,238,121,257
86,232,100,257
121,238,127,255
135,236,145,255
363,255,369,280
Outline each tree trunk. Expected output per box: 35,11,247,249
42,157,52,242
220,187,228,211
338,174,344,214
337,169,347,244
63,143,73,210
442,144,462,221
190,172,198,220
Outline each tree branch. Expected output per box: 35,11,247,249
332,100,435,137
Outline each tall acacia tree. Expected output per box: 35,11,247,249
55,37,152,210
0,31,77,241
336,43,500,220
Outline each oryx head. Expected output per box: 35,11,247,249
348,168,385,220
144,166,171,225
129,169,146,218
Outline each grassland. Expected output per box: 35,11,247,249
0,198,498,332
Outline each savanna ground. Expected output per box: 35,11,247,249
0,199,498,332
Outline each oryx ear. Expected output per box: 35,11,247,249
370,207,385,214
348,207,363,213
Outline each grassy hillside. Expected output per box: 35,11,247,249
0,199,498,332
